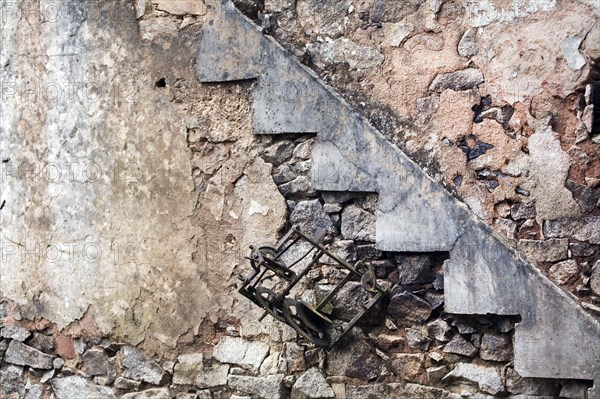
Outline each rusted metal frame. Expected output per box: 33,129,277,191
276,249,325,301
251,242,325,321
272,228,302,258
240,227,389,349
273,229,321,270
327,291,384,350
315,272,354,312
287,245,318,269
251,267,269,289
295,228,387,295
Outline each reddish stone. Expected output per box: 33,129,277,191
55,336,76,359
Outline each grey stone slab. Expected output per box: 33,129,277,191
197,0,267,82
315,114,468,251
514,271,600,391
198,0,336,134
445,223,529,315
252,64,337,134
311,140,378,193
4,340,54,370
445,222,600,397
51,376,116,399
544,216,600,244
311,114,467,251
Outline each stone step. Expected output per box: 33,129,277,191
198,0,464,252
196,1,600,396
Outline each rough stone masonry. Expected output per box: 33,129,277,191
0,0,599,398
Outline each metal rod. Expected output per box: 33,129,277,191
316,272,354,312
252,267,269,288
287,245,317,268
278,250,325,300
274,229,301,257
328,291,384,350
258,311,268,322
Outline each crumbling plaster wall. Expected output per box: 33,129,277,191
0,0,600,398
252,0,600,312
0,0,286,350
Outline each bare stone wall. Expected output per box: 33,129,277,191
0,0,599,398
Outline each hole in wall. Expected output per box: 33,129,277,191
233,0,264,22
155,78,166,88
453,175,463,187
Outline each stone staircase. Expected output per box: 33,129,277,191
196,1,600,396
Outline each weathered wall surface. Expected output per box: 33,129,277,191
0,0,599,398
0,0,285,350
259,0,600,312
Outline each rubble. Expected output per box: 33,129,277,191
548,260,579,285
0,326,30,342
291,368,335,398
443,335,478,358
121,347,169,385
51,376,117,399
517,239,569,263
227,374,286,399
387,291,433,326
121,388,171,399
291,200,336,237
443,363,505,395
213,337,270,371
389,353,425,383
544,217,600,245
4,341,55,370
590,260,600,295
340,204,376,242
429,69,485,93
479,333,513,362
82,349,111,376
458,29,479,57
326,330,382,380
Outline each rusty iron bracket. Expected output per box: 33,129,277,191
238,227,389,350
